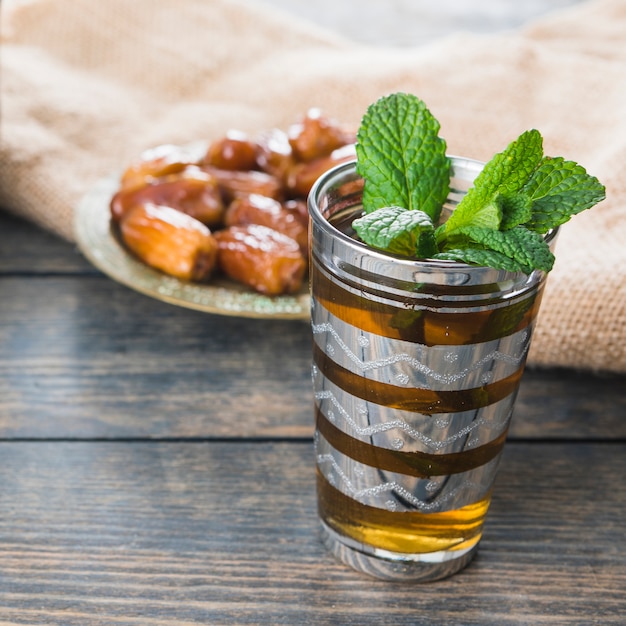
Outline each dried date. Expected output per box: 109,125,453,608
215,224,306,295
119,203,218,282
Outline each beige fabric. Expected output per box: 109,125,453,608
1,0,625,373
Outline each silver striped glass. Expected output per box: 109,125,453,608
308,159,556,581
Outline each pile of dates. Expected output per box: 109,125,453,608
110,109,355,296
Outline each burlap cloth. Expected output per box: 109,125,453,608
1,0,624,373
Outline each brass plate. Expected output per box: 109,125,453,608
74,174,310,320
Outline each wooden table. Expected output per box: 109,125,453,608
2,2,625,624
2,210,625,625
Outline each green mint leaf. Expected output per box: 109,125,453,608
442,225,554,273
434,247,529,273
497,192,533,230
355,93,450,223
441,129,544,237
352,205,437,258
522,156,606,233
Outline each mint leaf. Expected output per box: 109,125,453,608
441,225,554,273
355,93,450,223
440,129,543,238
497,192,533,230
521,156,606,233
434,248,529,273
353,206,437,258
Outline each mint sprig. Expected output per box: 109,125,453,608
353,93,606,274
355,93,450,223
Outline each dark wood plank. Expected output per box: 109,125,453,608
0,441,623,625
512,366,626,439
0,275,313,438
0,211,94,274
2,275,625,440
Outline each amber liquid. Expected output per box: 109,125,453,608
317,470,490,555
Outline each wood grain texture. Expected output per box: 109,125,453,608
0,213,94,274
513,367,626,439
0,441,623,625
2,221,626,442
0,274,312,438
1,273,624,440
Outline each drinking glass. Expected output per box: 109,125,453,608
308,158,556,581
